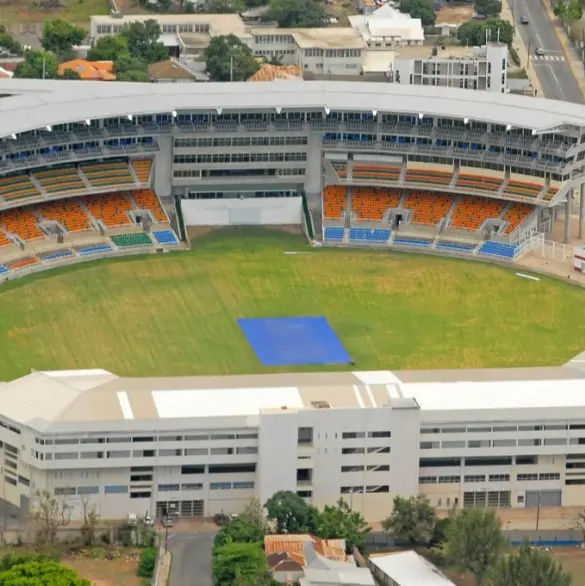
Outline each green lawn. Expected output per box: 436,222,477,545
0,228,584,380
1,0,110,26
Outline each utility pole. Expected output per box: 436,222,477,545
535,492,541,531
42,55,46,80
527,36,532,69
230,53,234,82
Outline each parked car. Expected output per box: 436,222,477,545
162,517,175,528
535,47,545,56
520,15,529,24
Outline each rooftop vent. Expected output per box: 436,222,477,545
311,401,331,409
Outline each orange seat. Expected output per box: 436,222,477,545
450,196,506,230
36,199,91,233
132,189,167,223
352,187,401,221
83,192,134,227
503,203,533,234
131,159,153,183
403,191,454,225
0,207,44,241
323,186,347,220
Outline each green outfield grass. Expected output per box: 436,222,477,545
0,228,584,380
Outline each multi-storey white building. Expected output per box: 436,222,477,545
3,356,585,522
389,43,509,94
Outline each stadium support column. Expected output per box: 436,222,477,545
564,193,572,244
580,183,585,239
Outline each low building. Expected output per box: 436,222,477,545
368,551,457,586
266,535,374,586
148,59,209,83
58,59,116,81
389,42,508,93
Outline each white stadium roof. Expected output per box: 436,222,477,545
2,359,585,431
0,80,585,140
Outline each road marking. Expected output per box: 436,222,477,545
546,63,565,99
533,55,565,61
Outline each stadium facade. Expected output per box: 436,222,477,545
3,359,585,521
1,80,585,519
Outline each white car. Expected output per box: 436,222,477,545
535,47,545,56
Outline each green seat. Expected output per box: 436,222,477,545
111,233,152,248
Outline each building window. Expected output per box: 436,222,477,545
488,474,510,482
77,486,99,495
342,432,365,439
539,473,560,481
464,475,485,483
104,485,129,494
517,474,538,481
210,482,232,490
158,484,180,492
54,487,76,496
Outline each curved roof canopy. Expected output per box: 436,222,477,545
0,79,584,138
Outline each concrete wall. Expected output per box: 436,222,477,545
181,197,302,226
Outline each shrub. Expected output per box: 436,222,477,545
137,547,157,578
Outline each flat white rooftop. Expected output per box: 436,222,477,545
369,551,456,586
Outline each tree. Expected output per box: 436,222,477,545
473,0,501,16
79,496,99,547
0,558,89,586
457,19,514,46
41,19,85,56
488,542,571,586
316,499,370,552
264,0,327,28
32,489,71,547
87,35,130,62
574,509,585,542
203,34,260,82
204,0,246,12
121,20,168,64
430,517,452,547
213,542,272,586
381,495,436,546
399,0,436,26
240,498,270,534
0,25,21,55
114,55,150,82
13,51,59,80
441,508,506,586
215,518,265,548
137,547,157,579
265,490,320,535
60,68,82,80
554,0,582,24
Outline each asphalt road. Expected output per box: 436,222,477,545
510,0,585,103
168,532,215,586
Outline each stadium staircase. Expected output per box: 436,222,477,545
78,168,93,191
344,188,352,229
449,168,459,189
128,163,141,185
29,175,49,200
398,164,407,185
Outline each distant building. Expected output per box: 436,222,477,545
247,64,303,82
148,58,209,82
58,59,116,81
389,42,508,93
369,551,457,586
349,4,425,49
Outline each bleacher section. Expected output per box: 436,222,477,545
478,241,517,259
133,189,168,223
131,159,153,183
80,160,135,189
393,237,432,248
543,186,559,201
503,179,543,199
436,241,475,253
78,244,114,256
153,230,179,246
331,161,348,179
84,192,134,227
42,250,75,262
352,187,400,220
352,164,401,183
34,166,86,195
455,173,502,194
37,199,91,233
10,258,39,270
0,174,40,203
323,185,346,220
111,233,153,248
0,229,11,248
450,196,505,231
349,228,390,242
0,208,44,241
503,203,533,235
403,191,454,226
324,227,344,241
404,168,452,187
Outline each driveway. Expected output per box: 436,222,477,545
169,532,215,586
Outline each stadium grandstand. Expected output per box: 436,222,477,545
0,78,582,279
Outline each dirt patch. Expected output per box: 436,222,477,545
436,4,474,24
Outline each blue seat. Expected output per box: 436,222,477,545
324,227,344,241
349,228,390,243
393,237,432,248
436,242,475,253
79,245,113,256
43,251,74,261
153,230,179,245
0,265,9,275
478,241,517,260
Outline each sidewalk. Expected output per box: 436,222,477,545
541,0,585,98
501,0,543,97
